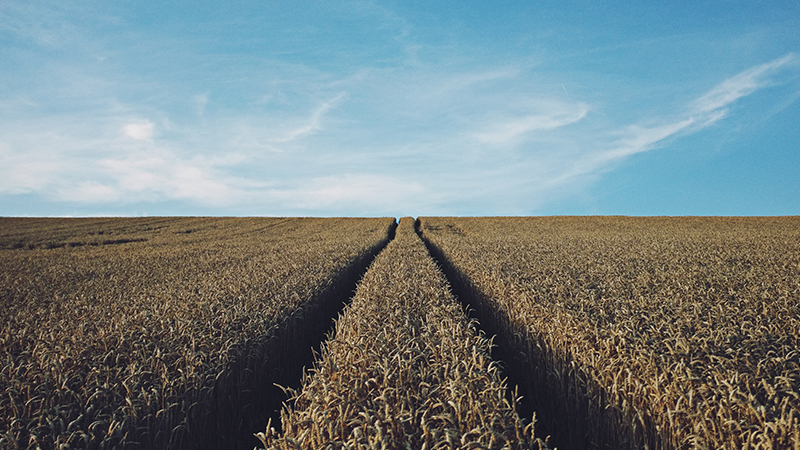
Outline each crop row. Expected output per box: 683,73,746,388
1,217,395,450
258,217,549,450
419,216,800,450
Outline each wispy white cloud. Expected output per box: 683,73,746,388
544,117,699,186
603,118,697,160
272,93,346,143
59,151,247,206
219,93,348,153
266,174,427,215
122,121,154,141
0,141,62,194
692,54,798,114
68,181,118,202
545,54,800,191
621,55,798,156
0,110,251,207
475,102,589,144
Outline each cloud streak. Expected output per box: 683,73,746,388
692,54,798,114
56,151,249,206
474,102,589,144
272,93,346,143
547,54,800,189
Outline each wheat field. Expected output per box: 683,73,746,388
2,216,799,450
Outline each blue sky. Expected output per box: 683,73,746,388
1,1,799,217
